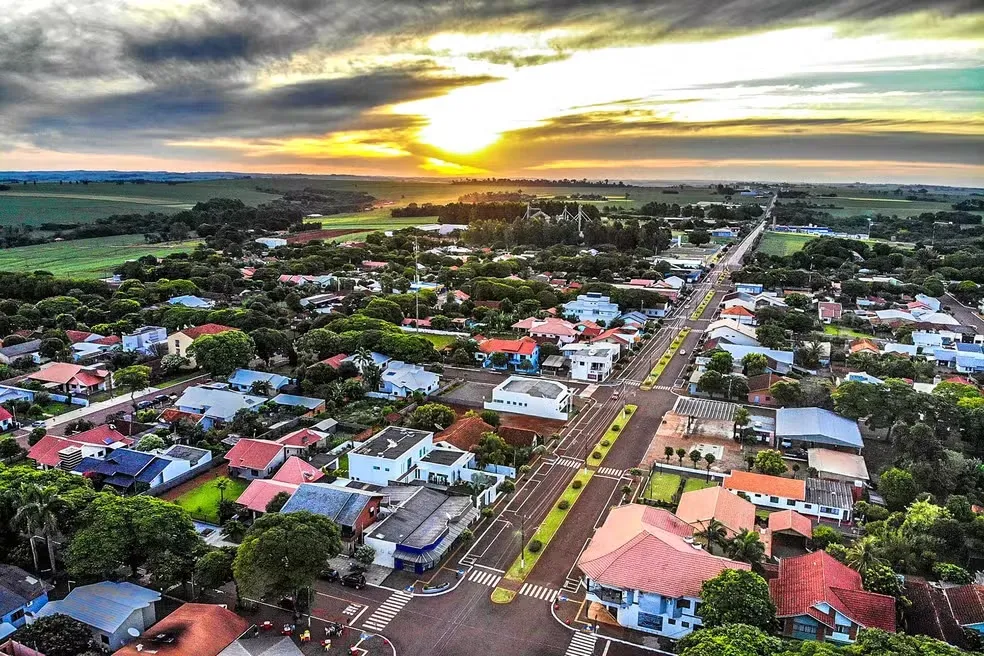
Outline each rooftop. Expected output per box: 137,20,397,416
38,581,160,634
499,376,569,399
113,603,249,656
675,486,755,537
807,448,870,481
768,510,812,538
805,477,855,510
236,479,298,513
777,408,863,449
421,447,470,466
368,486,475,549
724,470,806,501
224,438,285,470
0,564,50,617
271,456,324,485
180,323,237,340
280,483,378,528
354,426,433,459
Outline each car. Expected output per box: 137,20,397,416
678,349,686,355
30,420,46,428
341,572,366,590
785,447,808,459
136,400,154,410
154,394,170,404
319,568,340,582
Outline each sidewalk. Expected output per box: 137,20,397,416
44,374,206,428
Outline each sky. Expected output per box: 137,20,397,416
1,1,982,185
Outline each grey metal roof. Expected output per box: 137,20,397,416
805,478,854,511
354,426,432,459
36,582,160,633
672,396,737,422
220,636,303,656
0,340,41,358
776,407,863,449
271,393,324,409
279,483,377,528
368,487,474,549
541,355,568,368
163,444,210,465
0,564,49,617
421,448,469,466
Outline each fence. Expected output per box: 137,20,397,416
482,463,517,478
648,461,728,479
142,456,225,497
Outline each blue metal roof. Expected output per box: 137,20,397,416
776,407,863,449
36,582,160,633
280,483,374,528
271,393,323,409
935,349,958,362
228,369,292,389
955,343,983,353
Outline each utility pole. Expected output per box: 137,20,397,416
520,514,527,570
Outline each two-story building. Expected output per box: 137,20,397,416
167,324,238,368
578,504,749,639
511,317,579,345
560,343,619,382
563,293,621,324
0,564,51,636
122,326,167,355
723,471,854,524
377,361,441,399
484,376,573,420
477,337,540,372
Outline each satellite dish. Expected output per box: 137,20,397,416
128,628,141,637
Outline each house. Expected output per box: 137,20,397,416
0,407,14,432
269,393,326,415
705,319,760,347
578,504,749,639
227,369,291,394
236,479,298,516
0,340,42,365
718,344,795,375
560,342,619,382
940,584,984,638
724,471,853,523
36,581,160,651
0,564,51,634
363,485,478,573
849,339,880,355
168,324,238,367
808,448,870,485
27,362,113,395
675,486,756,538
485,376,573,420
377,361,440,398
280,483,382,542
71,339,119,363
255,236,287,248
173,385,266,429
271,456,324,485
28,429,134,471
113,603,249,656
590,326,642,351
736,283,764,295
776,408,863,452
167,295,215,309
563,293,621,324
122,326,167,354
275,427,331,457
720,305,756,326
341,351,392,373
74,448,193,493
224,438,286,480
746,373,795,406
818,302,843,324
477,337,540,372
511,317,579,345
766,509,813,553
771,551,895,643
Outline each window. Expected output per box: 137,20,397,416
101,635,110,645
786,499,795,506
250,469,258,476
677,599,691,610
804,504,813,509
667,619,676,625
682,622,690,629
792,621,817,636
835,624,852,635
9,609,24,623
770,496,780,503
373,466,380,471
820,506,837,515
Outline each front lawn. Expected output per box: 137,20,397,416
645,472,681,502
419,333,457,349
40,401,74,417
823,324,875,339
683,477,718,493
174,476,249,523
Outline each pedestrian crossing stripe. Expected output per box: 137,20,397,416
562,578,581,593
361,590,412,632
467,569,502,587
342,604,359,615
597,467,623,477
519,583,558,601
555,457,581,469
566,631,597,656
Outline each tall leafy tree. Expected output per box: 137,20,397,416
188,330,255,377
699,570,777,632
249,328,291,365
726,529,766,565
13,484,66,575
13,614,93,656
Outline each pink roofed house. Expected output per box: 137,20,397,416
271,456,324,485
224,438,286,480
27,363,113,395
236,479,298,516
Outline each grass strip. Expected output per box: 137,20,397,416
491,587,516,604
640,328,690,390
588,405,637,467
690,290,716,320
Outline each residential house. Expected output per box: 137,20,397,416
173,384,266,429
766,509,813,553
578,504,750,639
808,449,870,485
28,425,134,471
590,326,642,352
255,236,287,248
27,362,113,395
485,376,573,420
227,369,291,394
279,274,336,288
341,351,392,373
275,427,331,457
36,581,160,651
0,564,51,635
718,344,795,375
0,340,42,365
771,551,895,643
940,584,984,638
776,407,864,452
723,471,854,523
271,456,324,485
561,342,619,382
746,373,795,406
280,483,382,543
113,603,249,656
224,439,286,480
511,317,579,345
705,319,760,347
122,326,167,354
935,345,984,374
720,305,756,326
168,295,215,309
236,479,299,516
675,486,756,538
168,324,238,368
818,302,843,324
477,337,540,372
74,447,196,493
363,485,478,573
563,293,621,324
269,393,326,415
0,407,13,432
300,292,344,312
377,361,441,399
849,339,880,356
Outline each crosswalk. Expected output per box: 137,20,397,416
361,590,412,633
596,467,623,477
566,631,598,656
519,582,558,602
467,569,502,587
342,604,360,616
562,577,581,594
555,457,582,469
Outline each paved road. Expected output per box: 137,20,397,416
944,293,984,334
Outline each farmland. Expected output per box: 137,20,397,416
755,231,817,256
0,235,200,277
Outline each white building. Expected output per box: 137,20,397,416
255,237,288,248
122,326,167,354
376,361,441,399
561,343,619,382
563,293,621,324
484,376,573,420
723,470,853,524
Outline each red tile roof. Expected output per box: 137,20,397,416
819,302,843,319
438,416,496,451
93,335,121,345
28,435,79,467
721,306,755,317
271,456,324,484
69,425,133,446
224,438,284,470
73,370,108,387
628,279,656,287
237,479,298,513
478,336,537,356
768,510,812,538
578,505,749,598
512,317,578,337
676,486,756,537
159,408,204,424
181,323,237,340
29,363,97,385
65,330,95,343
850,339,880,354
724,471,806,501
770,551,895,632
946,584,984,627
318,353,348,369
276,428,328,448
746,372,794,392
112,603,249,656
0,406,11,422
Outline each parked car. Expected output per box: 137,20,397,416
319,568,340,582
136,400,154,410
30,420,46,428
341,572,366,590
154,394,170,404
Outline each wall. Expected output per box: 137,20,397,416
141,455,224,497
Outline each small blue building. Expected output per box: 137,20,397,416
0,564,51,638
735,283,764,295
227,368,292,394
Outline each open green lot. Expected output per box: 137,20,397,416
683,477,718,493
645,472,681,502
419,333,457,349
0,235,200,278
823,324,875,339
174,476,249,523
756,232,817,256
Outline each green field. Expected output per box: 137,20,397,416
418,333,457,349
756,232,817,256
823,324,875,339
683,477,718,493
0,235,200,277
174,476,249,524
645,472,681,502
304,209,438,231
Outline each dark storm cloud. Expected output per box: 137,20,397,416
128,30,253,63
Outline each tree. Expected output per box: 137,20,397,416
697,370,725,396
479,410,500,427
676,447,686,466
489,351,509,368
13,484,66,575
194,548,236,592
12,614,93,656
696,518,727,555
879,467,917,511
754,449,787,476
742,353,769,377
354,544,376,567
703,452,716,479
678,624,782,656
188,330,255,377
769,380,803,407
664,446,675,464
39,337,70,362
135,434,165,452
707,350,734,374
687,230,711,247
361,362,383,393
699,570,777,631
233,512,342,614
811,524,841,550
363,298,405,325
295,328,339,360
733,407,750,440
726,529,766,565
475,432,510,467
846,536,887,574
249,328,291,365
406,403,455,430
160,353,190,373
688,449,702,469
265,491,291,513
756,323,786,349
861,562,904,598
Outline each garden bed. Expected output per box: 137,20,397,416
589,405,637,466
640,329,690,390
689,290,716,321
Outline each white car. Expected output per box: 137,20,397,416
678,349,687,355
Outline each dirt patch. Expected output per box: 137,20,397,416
642,411,765,474
443,401,566,438
286,229,362,244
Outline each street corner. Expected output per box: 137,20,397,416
312,589,371,626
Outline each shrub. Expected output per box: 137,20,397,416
461,528,474,542
601,439,611,447
591,451,602,459
481,506,494,518
612,424,621,432
571,479,583,490
934,562,973,584
624,407,633,415
557,500,570,510
527,539,543,553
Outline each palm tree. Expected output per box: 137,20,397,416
13,485,66,576
664,446,674,464
845,536,886,574
733,407,750,440
703,453,716,480
726,529,766,565
353,347,374,372
216,478,229,505
696,518,728,555
362,362,383,393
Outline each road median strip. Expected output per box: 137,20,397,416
689,290,716,320
640,329,690,390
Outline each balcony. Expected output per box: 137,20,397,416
586,583,625,605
